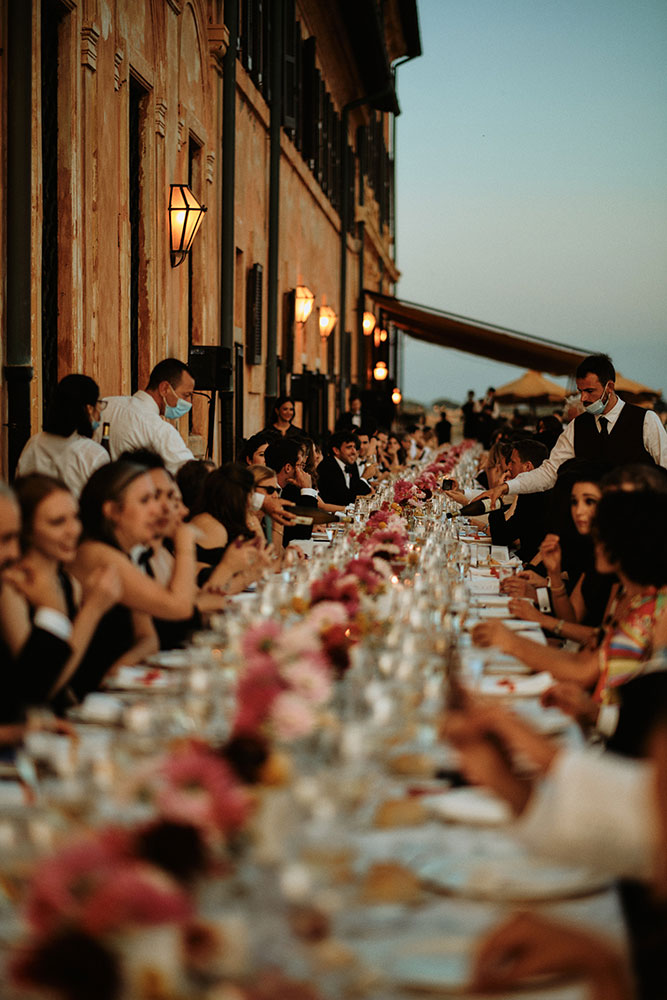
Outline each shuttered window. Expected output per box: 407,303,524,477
245,263,263,366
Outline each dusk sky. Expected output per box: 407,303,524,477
394,0,667,405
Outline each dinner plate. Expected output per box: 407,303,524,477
476,672,553,698
67,693,125,725
145,650,192,669
103,666,177,693
422,787,511,827
418,853,608,902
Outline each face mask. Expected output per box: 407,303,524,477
583,386,610,417
251,491,265,511
91,420,100,432
164,392,192,420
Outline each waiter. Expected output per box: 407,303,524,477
480,354,667,506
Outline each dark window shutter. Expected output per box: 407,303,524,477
294,21,303,150
347,144,356,235
283,289,295,372
316,72,324,183
282,0,297,131
246,263,263,366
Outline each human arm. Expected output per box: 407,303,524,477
643,408,667,468
108,611,158,669
471,620,600,686
72,528,197,620
472,913,632,1000
508,598,598,645
260,494,296,526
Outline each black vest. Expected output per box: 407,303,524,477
573,403,654,467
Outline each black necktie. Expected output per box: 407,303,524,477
599,416,609,439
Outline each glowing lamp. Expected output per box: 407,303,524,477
295,286,315,324
362,311,376,336
373,361,388,381
379,328,388,343
169,184,207,267
391,387,402,405
318,305,337,340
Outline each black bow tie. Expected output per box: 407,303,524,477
345,463,356,475
136,547,155,576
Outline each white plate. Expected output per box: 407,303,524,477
422,787,511,827
476,672,554,698
68,692,125,725
146,650,191,669
103,666,176,692
418,853,608,902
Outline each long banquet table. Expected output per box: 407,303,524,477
0,447,630,999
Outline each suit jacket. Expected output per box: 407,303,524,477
316,456,371,506
281,483,317,547
488,491,548,563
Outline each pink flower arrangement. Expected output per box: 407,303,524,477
343,556,385,595
361,527,408,560
157,742,250,838
23,828,191,939
310,568,361,615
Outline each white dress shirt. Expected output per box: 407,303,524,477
516,747,658,881
101,390,194,474
16,431,110,497
334,455,351,489
506,399,667,495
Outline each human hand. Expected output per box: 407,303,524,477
474,482,509,508
2,559,67,614
471,620,513,651
516,568,546,588
222,537,262,577
501,576,537,599
173,522,198,552
539,534,563,577
261,495,296,525
471,912,631,1000
508,598,542,623
291,465,313,490
541,681,599,726
445,489,469,507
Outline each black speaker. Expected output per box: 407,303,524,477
188,345,232,391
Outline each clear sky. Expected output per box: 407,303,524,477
394,0,667,405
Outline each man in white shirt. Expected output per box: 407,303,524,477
480,354,667,506
101,358,196,474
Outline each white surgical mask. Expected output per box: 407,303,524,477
583,386,610,417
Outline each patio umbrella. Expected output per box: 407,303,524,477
493,370,567,405
614,373,662,404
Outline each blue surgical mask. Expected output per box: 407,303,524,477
583,386,610,417
164,392,192,420
91,420,100,431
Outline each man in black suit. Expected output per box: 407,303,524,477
264,439,318,547
317,431,373,507
0,484,72,735
487,439,549,563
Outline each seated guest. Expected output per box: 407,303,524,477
0,476,121,711
380,432,406,475
264,438,318,548
264,396,302,438
355,430,381,482
335,391,364,431
176,459,215,519
16,374,110,497
71,460,198,696
101,358,195,473
188,464,270,591
507,461,617,643
239,431,277,466
472,490,667,715
0,482,74,733
247,464,280,541
435,409,452,446
487,438,549,562
316,431,373,506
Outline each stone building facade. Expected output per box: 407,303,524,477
1,0,420,474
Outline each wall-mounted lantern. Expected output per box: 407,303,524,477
295,286,315,324
373,361,388,381
318,305,337,341
362,311,376,336
391,387,402,405
169,184,207,267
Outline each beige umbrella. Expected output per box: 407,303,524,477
493,370,568,405
614,373,662,404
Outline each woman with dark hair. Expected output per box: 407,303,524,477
507,461,617,641
473,489,667,711
239,431,278,465
264,396,302,438
16,374,110,496
189,463,270,592
0,474,121,703
175,459,215,519
381,433,407,473
71,460,198,694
